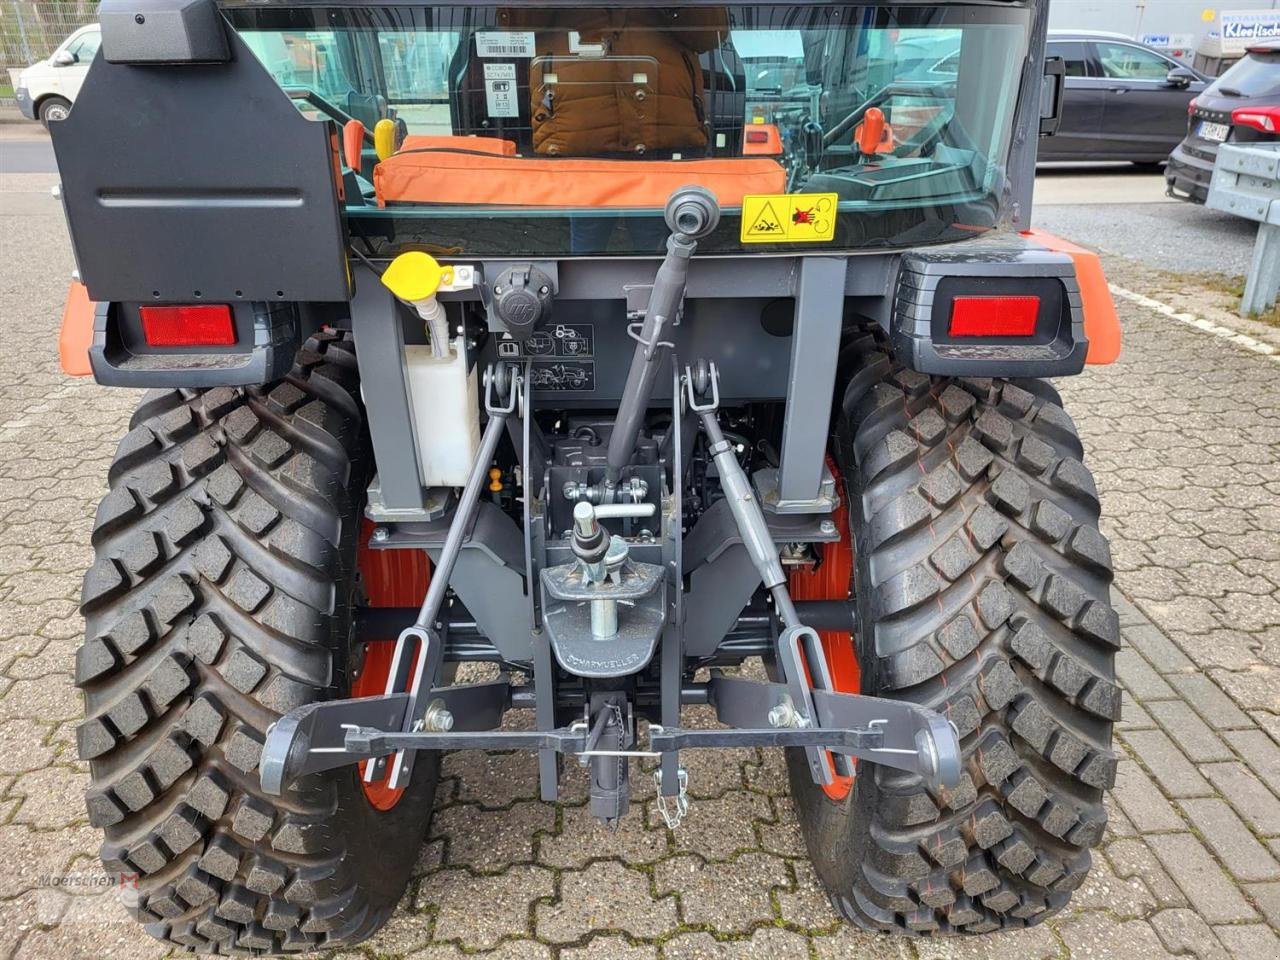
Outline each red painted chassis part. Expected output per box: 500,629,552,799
787,464,860,801
352,520,431,811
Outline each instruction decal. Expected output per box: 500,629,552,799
497,324,595,392
529,362,595,392
476,31,536,58
740,193,839,244
484,63,519,118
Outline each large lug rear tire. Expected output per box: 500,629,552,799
76,331,438,953
789,336,1119,934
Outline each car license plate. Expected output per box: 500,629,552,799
1198,121,1230,143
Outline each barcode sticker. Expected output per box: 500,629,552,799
476,31,536,58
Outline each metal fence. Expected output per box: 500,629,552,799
2,0,98,72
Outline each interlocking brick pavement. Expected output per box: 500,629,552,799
0,173,1277,958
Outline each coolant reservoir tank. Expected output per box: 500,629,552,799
381,253,481,488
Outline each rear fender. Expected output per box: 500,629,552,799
59,282,94,377
50,0,351,387
1023,229,1122,365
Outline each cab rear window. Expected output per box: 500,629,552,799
227,3,1035,256
1209,50,1280,98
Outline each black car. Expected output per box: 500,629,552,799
1167,41,1280,203
1040,31,1209,166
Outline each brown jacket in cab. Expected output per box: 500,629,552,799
497,8,728,156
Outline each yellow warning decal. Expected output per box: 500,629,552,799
740,193,838,244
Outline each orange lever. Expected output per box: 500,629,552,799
343,119,366,171
857,108,886,155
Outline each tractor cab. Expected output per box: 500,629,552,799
224,4,1034,255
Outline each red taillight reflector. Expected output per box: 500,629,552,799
139,305,236,347
1233,105,1280,133
949,296,1040,338
745,130,770,143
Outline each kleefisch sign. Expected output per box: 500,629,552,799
1221,9,1280,55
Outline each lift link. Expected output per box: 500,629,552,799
605,187,720,496
683,361,960,789
260,362,521,796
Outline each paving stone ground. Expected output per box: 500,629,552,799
0,173,1277,959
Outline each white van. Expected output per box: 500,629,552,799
13,24,102,126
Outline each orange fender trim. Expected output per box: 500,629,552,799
1022,229,1122,365
59,281,95,377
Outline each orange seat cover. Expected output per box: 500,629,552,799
399,135,517,156
1023,229,1122,365
59,281,94,377
375,152,787,209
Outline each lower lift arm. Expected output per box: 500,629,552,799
683,361,961,788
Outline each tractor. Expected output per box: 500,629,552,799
54,0,1123,951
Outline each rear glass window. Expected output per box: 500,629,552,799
1210,50,1280,98
228,4,1034,257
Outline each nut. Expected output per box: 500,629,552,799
423,700,455,732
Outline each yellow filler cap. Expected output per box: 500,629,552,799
380,252,452,303
373,118,397,162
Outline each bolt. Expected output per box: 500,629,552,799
538,285,550,295
134,13,145,24
819,520,837,536
371,526,389,543
423,701,455,732
768,700,797,729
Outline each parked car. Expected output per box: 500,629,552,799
1168,41,1280,203
1039,30,1210,166
13,24,101,127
